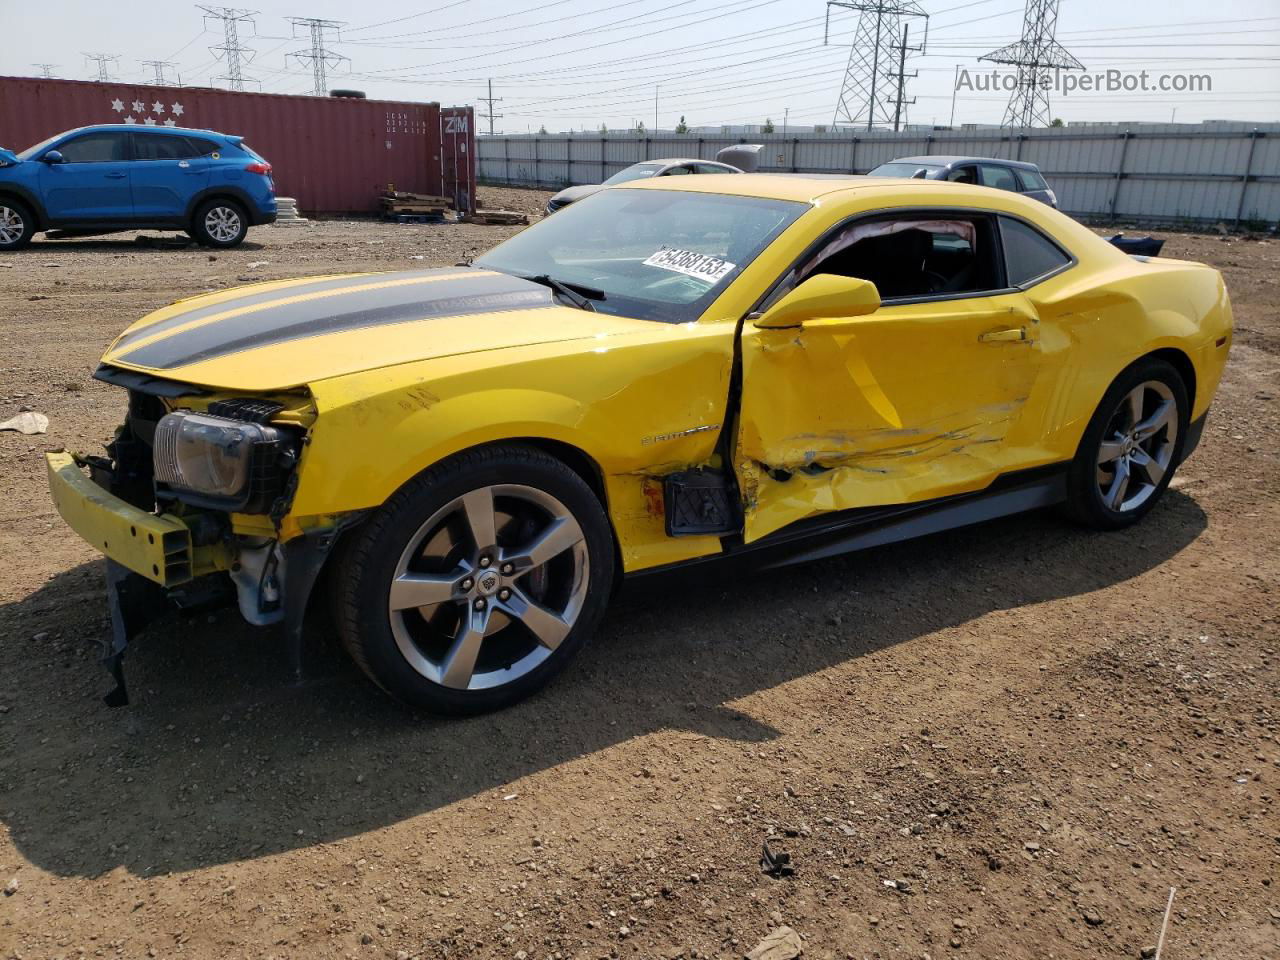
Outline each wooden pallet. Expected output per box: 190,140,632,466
462,209,529,226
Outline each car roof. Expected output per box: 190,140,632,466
886,155,1041,170
621,172,1016,203
53,124,233,138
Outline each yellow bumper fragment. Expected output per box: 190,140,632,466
46,452,205,586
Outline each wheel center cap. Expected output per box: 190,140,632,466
476,570,501,596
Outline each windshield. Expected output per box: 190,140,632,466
17,133,63,161
869,161,943,178
475,188,806,323
602,162,665,185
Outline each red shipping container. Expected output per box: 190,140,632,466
0,76,476,215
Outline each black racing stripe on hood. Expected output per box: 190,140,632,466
110,268,476,351
116,274,555,370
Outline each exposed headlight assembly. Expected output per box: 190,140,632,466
153,411,299,513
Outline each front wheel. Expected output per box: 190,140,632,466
336,445,615,714
1065,357,1188,530
191,198,248,248
0,200,36,251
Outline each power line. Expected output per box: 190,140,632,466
287,17,349,96
199,5,259,92
479,79,504,136
980,0,1083,127
141,60,179,86
83,53,120,82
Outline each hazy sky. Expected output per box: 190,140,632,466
2,0,1277,131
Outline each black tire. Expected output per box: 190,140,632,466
336,444,615,714
190,198,249,248
0,199,37,251
1064,357,1189,530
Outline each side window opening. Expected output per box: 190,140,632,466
662,165,693,176
57,133,129,163
133,134,198,161
979,164,1019,192
946,166,978,184
1015,167,1048,192
795,216,1001,300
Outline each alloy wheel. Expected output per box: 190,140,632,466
0,206,24,245
388,484,589,691
1095,380,1179,513
204,205,242,243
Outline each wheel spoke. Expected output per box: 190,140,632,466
508,515,584,572
388,572,458,611
505,588,571,650
1129,447,1165,486
1133,401,1174,442
439,608,487,689
1125,386,1145,431
1105,457,1131,510
460,487,497,554
1097,437,1127,465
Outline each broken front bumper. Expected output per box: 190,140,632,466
46,452,231,586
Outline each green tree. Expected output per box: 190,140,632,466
538,124,549,135
675,115,689,134
1050,117,1065,128
599,123,608,134
635,120,646,134
762,117,775,134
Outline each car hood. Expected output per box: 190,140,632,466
99,268,657,391
549,184,602,205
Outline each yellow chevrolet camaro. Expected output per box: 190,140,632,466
47,175,1232,712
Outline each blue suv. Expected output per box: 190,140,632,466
0,124,277,250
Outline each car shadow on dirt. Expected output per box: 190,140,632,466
0,492,1207,878
21,236,268,252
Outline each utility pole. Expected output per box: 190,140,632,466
654,84,659,134
83,53,119,82
980,0,1083,128
199,6,258,92
479,79,504,136
142,60,179,86
287,17,349,96
32,63,59,79
825,1,928,131
890,24,920,131
783,106,790,136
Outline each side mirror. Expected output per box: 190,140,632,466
753,274,880,330
41,150,65,164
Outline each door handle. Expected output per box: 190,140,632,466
105,172,127,179
978,326,1028,343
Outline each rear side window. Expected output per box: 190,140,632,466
1000,216,1072,286
1015,167,1048,191
185,137,222,156
133,133,198,160
980,164,1019,191
946,165,978,184
58,133,129,163
694,163,732,175
662,165,692,176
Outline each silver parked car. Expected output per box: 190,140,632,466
545,158,741,214
868,155,1058,208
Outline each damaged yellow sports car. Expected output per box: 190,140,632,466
47,175,1232,713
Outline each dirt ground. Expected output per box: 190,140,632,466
0,187,1276,960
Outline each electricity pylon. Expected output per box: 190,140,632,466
287,17,349,96
980,0,1083,128
200,6,258,92
825,1,929,131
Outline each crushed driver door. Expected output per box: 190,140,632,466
735,292,1045,542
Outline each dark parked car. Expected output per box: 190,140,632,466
545,158,741,214
0,124,277,250
868,155,1058,208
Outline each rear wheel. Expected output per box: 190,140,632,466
1065,358,1188,529
191,198,248,248
336,445,614,714
0,200,36,251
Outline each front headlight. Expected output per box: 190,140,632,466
153,411,299,513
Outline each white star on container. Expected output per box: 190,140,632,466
171,102,184,116
163,119,176,127
144,116,156,126
110,98,124,113
152,101,164,114
124,116,137,124
132,100,144,113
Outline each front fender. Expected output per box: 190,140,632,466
287,329,736,571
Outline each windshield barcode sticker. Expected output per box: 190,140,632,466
643,248,736,284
